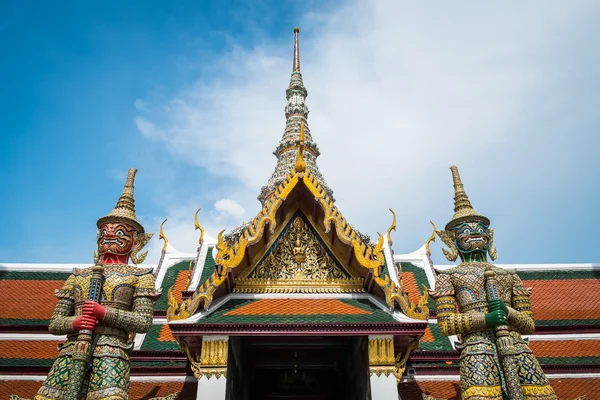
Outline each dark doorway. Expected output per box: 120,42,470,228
226,336,369,400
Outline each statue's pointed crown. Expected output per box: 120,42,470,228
97,168,145,233
445,166,490,230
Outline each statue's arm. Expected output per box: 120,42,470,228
48,276,77,335
101,273,161,333
507,273,535,334
430,272,487,336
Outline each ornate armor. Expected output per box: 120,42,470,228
37,265,159,400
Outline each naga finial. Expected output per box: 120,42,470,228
425,221,437,257
295,122,307,173
159,219,168,252
194,208,205,245
385,208,397,246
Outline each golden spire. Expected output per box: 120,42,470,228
445,166,489,230
295,122,307,173
293,27,300,72
159,219,168,252
97,168,145,233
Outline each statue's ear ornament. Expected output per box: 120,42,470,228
488,228,497,261
436,228,458,262
131,232,154,265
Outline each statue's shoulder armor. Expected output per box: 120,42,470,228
72,265,154,277
104,265,154,277
492,265,516,275
434,267,458,276
72,266,95,277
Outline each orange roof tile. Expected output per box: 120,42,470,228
0,280,64,320
529,340,600,358
0,340,61,359
0,380,197,400
398,378,600,400
171,270,191,304
224,299,371,316
525,278,600,321
158,324,176,343
421,326,435,343
401,272,422,305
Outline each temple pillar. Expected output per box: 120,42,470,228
191,335,229,399
368,335,398,400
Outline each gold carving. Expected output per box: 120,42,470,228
393,340,419,382
194,208,205,245
436,228,458,262
386,209,396,246
159,219,168,252
488,227,497,261
236,215,363,293
179,338,228,380
369,337,395,377
425,221,437,257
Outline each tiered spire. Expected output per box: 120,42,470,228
445,166,490,230
258,27,333,204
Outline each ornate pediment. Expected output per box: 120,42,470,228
235,213,364,293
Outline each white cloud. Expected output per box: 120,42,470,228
214,198,245,220
136,0,600,264
135,116,160,140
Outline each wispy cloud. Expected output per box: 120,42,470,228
137,0,600,264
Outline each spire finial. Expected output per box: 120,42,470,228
97,168,145,233
295,123,306,173
293,27,300,72
445,166,489,230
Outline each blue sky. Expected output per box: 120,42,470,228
1,1,599,265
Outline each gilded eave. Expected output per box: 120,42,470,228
168,169,429,321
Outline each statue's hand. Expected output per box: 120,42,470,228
72,315,98,331
485,310,508,328
488,299,508,314
83,300,107,321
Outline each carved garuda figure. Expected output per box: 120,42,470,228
19,169,161,400
430,166,556,400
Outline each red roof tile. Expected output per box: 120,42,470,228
0,280,64,320
171,270,190,304
398,378,599,400
0,340,61,359
158,324,176,343
0,380,197,399
224,298,372,316
525,278,600,321
529,340,600,358
401,272,422,305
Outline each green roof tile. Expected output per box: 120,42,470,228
0,271,71,281
154,261,193,310
517,270,600,281
419,323,454,351
198,246,216,287
140,324,181,351
399,262,436,311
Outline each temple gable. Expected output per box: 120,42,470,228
235,212,363,293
